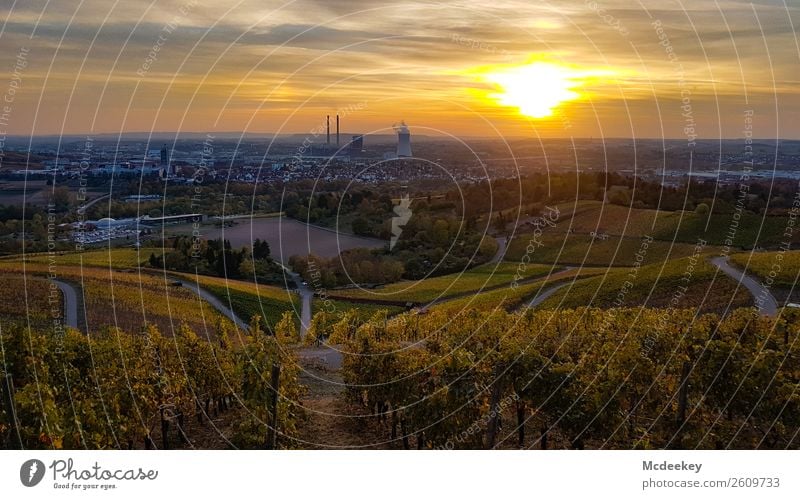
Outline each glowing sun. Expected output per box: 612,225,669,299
485,62,583,118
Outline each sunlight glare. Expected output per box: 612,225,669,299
485,62,583,119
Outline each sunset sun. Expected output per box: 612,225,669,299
485,62,582,118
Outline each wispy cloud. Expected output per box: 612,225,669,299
0,0,797,137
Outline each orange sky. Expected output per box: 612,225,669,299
0,0,798,139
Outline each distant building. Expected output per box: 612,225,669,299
351,135,364,155
160,144,171,175
139,213,205,226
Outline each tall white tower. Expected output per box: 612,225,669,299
395,121,412,158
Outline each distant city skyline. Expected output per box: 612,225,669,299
0,0,798,139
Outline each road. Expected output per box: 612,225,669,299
77,193,110,213
278,264,313,337
52,279,79,330
710,256,778,317
490,236,508,264
525,282,570,309
169,276,251,331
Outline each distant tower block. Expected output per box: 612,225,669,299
351,135,364,154
395,121,412,157
336,114,340,147
326,115,330,145
160,144,171,174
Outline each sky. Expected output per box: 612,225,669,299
0,0,798,139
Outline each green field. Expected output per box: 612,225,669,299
6,248,150,269
328,262,558,304
730,251,800,288
312,298,405,321
539,200,800,249
176,273,300,330
538,256,752,312
503,232,718,267
427,267,608,314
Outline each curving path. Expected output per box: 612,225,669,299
710,256,778,317
51,279,79,330
490,236,508,264
525,281,570,310
77,193,110,213
169,276,250,331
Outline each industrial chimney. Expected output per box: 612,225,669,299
336,114,340,147
326,115,330,146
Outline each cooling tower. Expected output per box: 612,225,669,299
395,121,412,158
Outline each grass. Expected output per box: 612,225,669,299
503,232,718,267
312,299,405,322
327,262,558,304
540,200,800,249
427,267,607,315
166,272,300,330
5,248,157,269
537,256,752,313
730,251,800,288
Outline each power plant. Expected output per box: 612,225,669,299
394,121,412,158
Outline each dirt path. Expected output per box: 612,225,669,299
294,352,388,449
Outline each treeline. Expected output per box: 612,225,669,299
326,307,800,449
149,237,283,282
289,248,405,288
284,189,395,239
390,212,497,279
455,172,800,218
0,315,303,449
289,209,497,286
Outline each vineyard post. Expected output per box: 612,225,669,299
266,361,281,449
2,374,21,449
676,361,691,428
160,407,170,450
486,368,503,449
516,399,525,448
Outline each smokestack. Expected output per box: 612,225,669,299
336,114,340,147
326,115,330,145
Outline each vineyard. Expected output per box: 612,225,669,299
0,263,236,335
312,299,405,322
422,267,609,315
6,248,151,269
730,251,800,288
0,275,59,330
539,200,800,248
328,262,558,304
503,232,719,266
538,257,752,312
0,318,303,449
332,306,800,449
174,272,299,330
